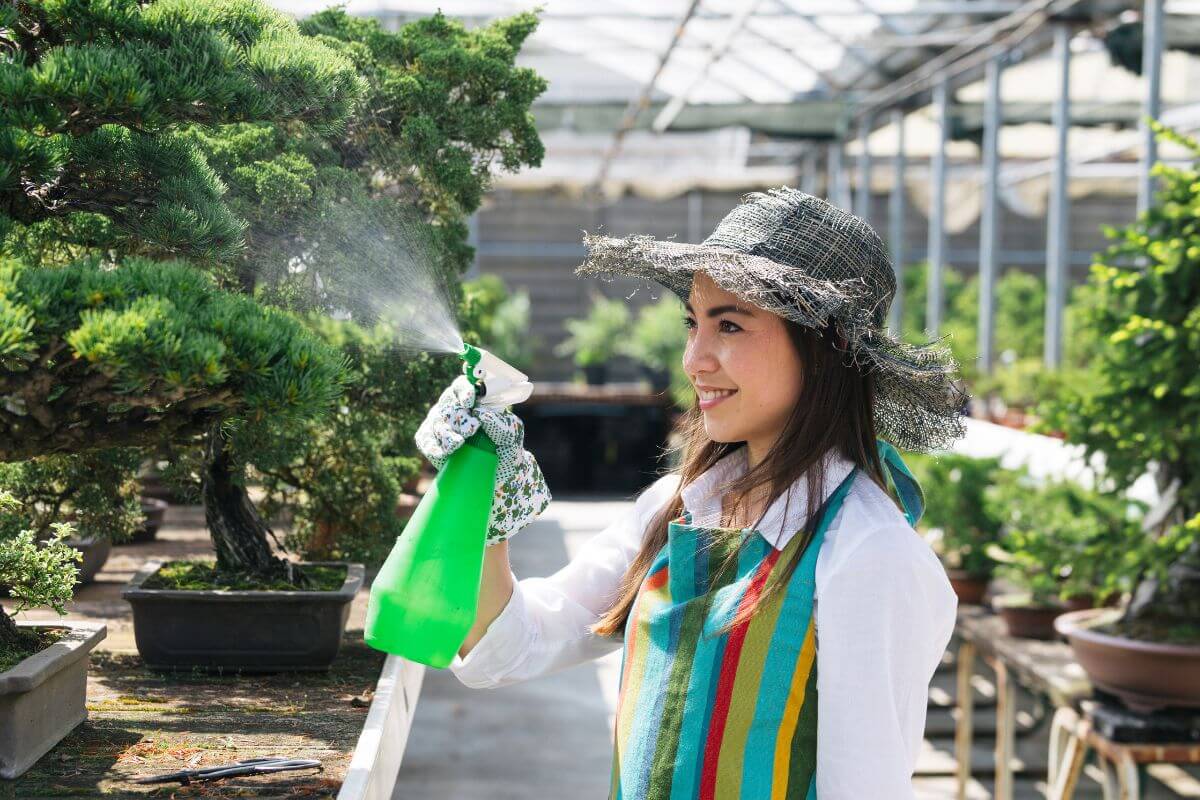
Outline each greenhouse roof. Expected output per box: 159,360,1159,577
269,0,1199,198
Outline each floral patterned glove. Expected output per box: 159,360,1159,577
415,374,551,546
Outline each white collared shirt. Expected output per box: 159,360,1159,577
447,447,958,799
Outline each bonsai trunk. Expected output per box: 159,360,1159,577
201,424,289,581
1123,538,1200,629
1122,462,1199,633
0,613,25,654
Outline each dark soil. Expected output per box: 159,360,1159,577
0,626,66,673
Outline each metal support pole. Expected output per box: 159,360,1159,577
1044,23,1071,368
801,149,819,196
856,115,874,220
687,190,704,243
978,54,1004,376
888,108,907,335
828,141,845,206
927,79,949,339
1138,0,1165,215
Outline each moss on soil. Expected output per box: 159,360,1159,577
141,561,346,592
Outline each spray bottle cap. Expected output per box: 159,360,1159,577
460,343,533,409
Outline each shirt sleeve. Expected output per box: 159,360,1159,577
446,472,681,689
814,523,958,799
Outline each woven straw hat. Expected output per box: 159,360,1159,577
574,186,969,454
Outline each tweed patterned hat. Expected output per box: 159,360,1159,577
574,186,969,454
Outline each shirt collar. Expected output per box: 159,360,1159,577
678,446,856,550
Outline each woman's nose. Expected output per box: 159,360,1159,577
683,329,719,376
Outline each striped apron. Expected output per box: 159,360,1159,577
608,442,923,800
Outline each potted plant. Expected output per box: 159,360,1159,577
905,452,1007,604
618,296,687,392
555,292,631,385
1043,120,1200,710
0,492,105,779
983,471,1146,639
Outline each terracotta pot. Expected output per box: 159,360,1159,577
1057,608,1200,713
995,596,1068,640
1062,591,1121,612
945,569,990,605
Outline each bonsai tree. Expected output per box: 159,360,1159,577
982,469,1148,607
0,0,365,582
1,2,548,581
1037,120,1200,644
0,491,79,667
904,452,1006,579
619,295,687,391
555,292,631,379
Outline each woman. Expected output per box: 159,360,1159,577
417,187,969,799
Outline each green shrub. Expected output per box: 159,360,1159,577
1037,120,1200,639
554,292,631,368
983,470,1148,605
904,451,1007,577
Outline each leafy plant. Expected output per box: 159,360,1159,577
904,451,1007,577
554,292,631,368
0,490,80,663
619,295,687,373
461,274,537,374
983,470,1148,605
1037,120,1200,641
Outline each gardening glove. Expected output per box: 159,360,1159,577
415,374,551,546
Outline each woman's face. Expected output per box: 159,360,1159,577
682,272,804,463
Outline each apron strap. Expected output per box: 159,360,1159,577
877,439,925,528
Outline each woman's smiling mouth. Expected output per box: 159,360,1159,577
698,387,737,410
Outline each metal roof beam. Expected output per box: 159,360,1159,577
592,0,704,189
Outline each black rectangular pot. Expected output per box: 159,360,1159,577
122,560,363,672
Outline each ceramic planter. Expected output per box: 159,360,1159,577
0,621,106,779
996,600,1067,640
67,535,111,585
945,569,990,605
123,497,168,545
123,560,364,672
1056,608,1200,712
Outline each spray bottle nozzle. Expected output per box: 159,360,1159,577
458,342,533,409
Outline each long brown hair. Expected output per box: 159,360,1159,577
590,318,888,640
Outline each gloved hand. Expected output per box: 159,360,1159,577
415,374,551,546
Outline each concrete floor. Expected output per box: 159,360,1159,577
391,493,1200,800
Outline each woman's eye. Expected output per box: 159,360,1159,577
682,316,695,329
719,320,741,333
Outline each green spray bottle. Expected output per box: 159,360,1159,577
364,343,534,668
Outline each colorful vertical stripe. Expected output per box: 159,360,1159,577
607,468,859,800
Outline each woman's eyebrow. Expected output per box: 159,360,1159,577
684,302,755,318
